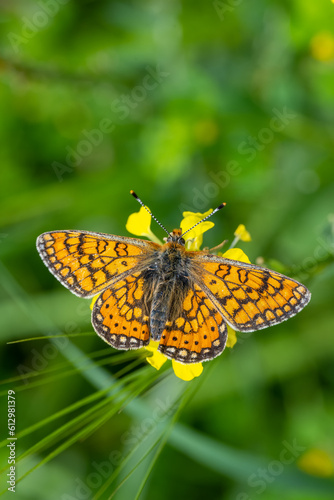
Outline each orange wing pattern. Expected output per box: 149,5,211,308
158,284,227,363
37,230,158,298
37,227,311,365
91,272,150,349
196,255,311,332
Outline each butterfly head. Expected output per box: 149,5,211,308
167,229,185,246
130,190,226,247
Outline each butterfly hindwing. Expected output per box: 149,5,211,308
195,254,311,332
158,284,228,363
36,230,158,298
91,272,150,349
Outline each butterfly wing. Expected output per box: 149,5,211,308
91,272,150,349
194,254,311,332
36,230,159,298
158,284,228,363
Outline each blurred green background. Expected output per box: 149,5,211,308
1,0,334,499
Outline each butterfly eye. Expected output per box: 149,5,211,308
166,231,185,245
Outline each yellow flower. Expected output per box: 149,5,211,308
180,209,214,251
310,31,334,61
145,340,203,381
226,326,237,348
126,206,161,244
229,224,252,249
221,247,251,264
172,360,203,381
145,341,167,370
297,449,334,478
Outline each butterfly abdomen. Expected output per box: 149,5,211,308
148,244,193,341
150,283,171,341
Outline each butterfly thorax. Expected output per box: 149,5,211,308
142,237,193,341
166,228,185,246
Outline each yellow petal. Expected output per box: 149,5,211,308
145,340,167,370
182,220,214,241
182,209,213,219
172,360,203,381
222,248,251,264
297,449,334,478
145,340,160,353
185,234,203,252
226,326,237,348
146,350,167,370
90,294,100,310
310,31,334,61
180,209,214,241
126,206,151,236
234,224,251,242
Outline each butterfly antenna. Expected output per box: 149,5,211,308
181,202,226,238
130,190,170,236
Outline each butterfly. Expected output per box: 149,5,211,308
36,192,311,364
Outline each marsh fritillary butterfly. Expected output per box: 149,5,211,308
37,193,311,364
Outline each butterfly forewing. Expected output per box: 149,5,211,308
36,230,158,298
195,254,311,332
